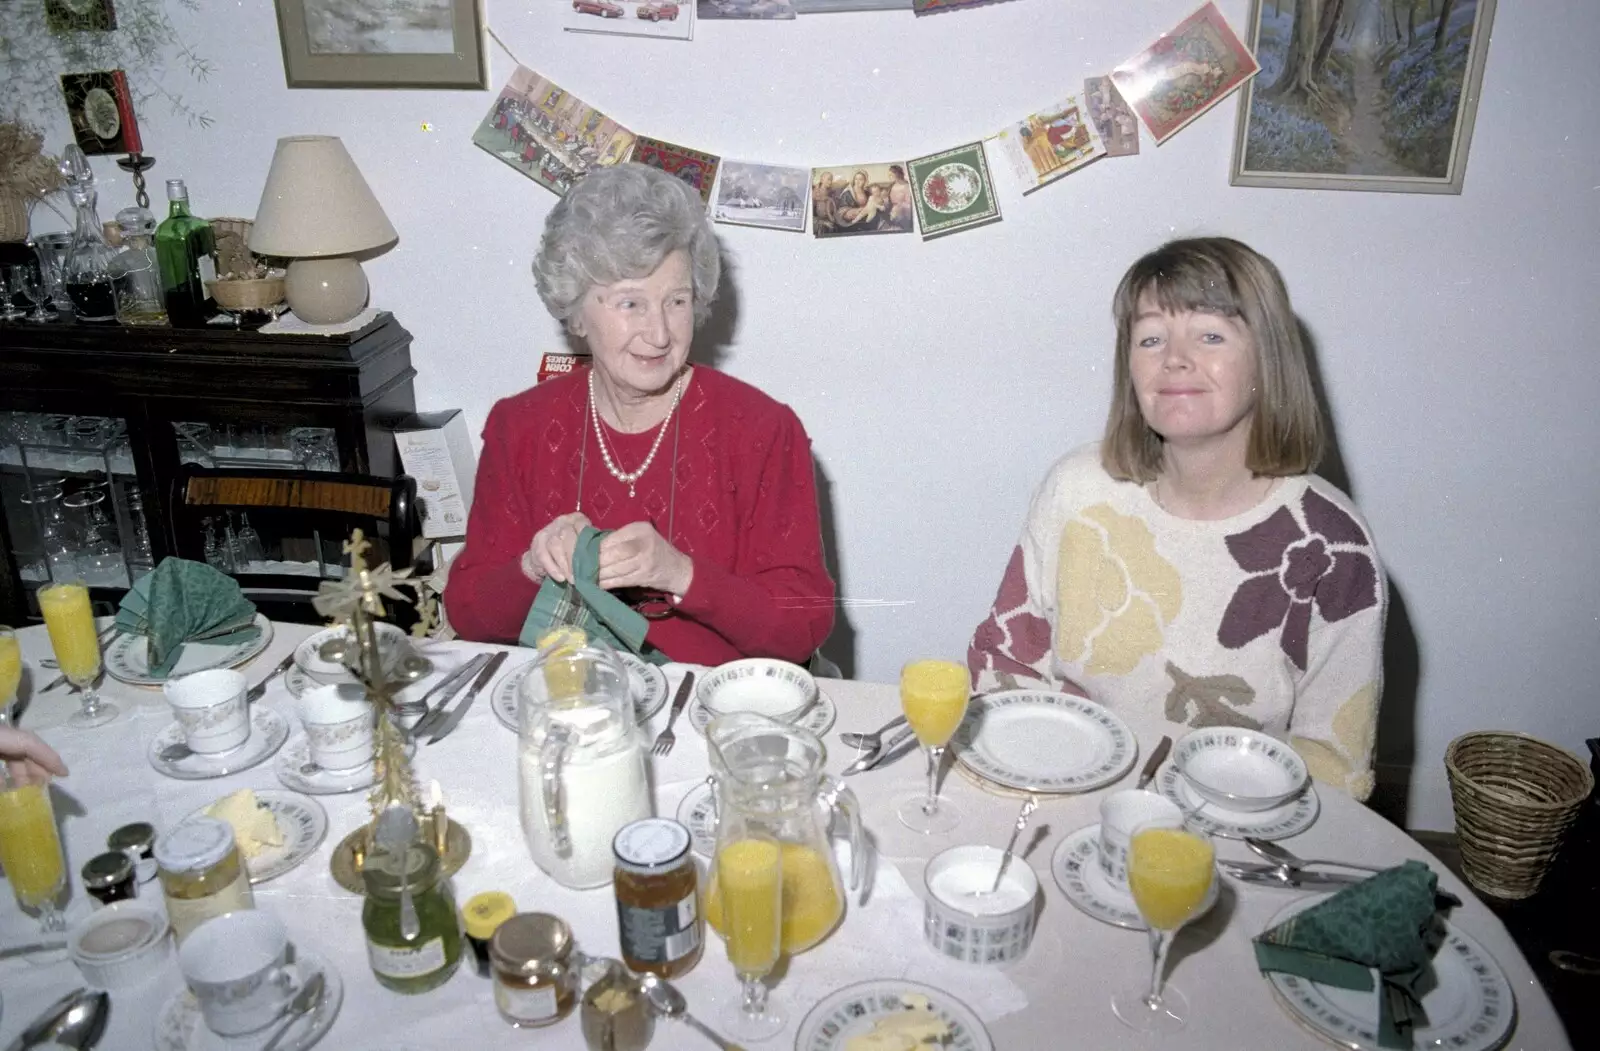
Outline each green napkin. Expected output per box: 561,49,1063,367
1253,859,1462,1049
115,558,259,676
518,527,668,665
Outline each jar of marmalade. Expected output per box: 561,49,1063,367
490,913,580,1028
612,818,702,978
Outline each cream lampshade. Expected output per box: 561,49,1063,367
249,135,397,325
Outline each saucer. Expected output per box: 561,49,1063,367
153,949,343,1051
182,790,328,884
147,708,289,781
273,733,402,795
1050,824,1145,930
674,779,718,860
106,615,273,686
1156,763,1320,841
490,651,670,731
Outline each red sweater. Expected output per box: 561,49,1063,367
444,366,836,665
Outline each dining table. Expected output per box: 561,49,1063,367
0,618,1573,1051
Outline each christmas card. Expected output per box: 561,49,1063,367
471,65,636,197
697,0,795,19
564,1,694,41
810,162,915,238
711,160,810,232
1084,75,1141,157
1110,1,1259,145
995,93,1105,193
631,137,720,204
908,142,1001,239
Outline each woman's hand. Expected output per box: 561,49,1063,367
522,512,592,584
597,522,693,596
1,726,68,787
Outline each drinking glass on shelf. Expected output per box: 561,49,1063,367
33,232,73,313
236,512,265,564
0,768,68,932
713,823,787,1041
38,580,117,727
895,659,970,834
1111,820,1217,1032
14,262,53,323
0,626,19,725
0,266,23,322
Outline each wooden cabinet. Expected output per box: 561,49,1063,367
0,313,416,623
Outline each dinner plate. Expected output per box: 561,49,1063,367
291,623,410,685
105,614,273,686
794,979,992,1051
951,690,1136,793
147,707,289,781
489,652,670,731
284,649,471,704
182,790,328,885
154,949,343,1051
674,779,718,860
1156,763,1320,841
1049,823,1145,930
273,733,411,796
688,688,837,737
1262,895,1515,1051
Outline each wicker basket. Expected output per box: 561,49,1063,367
1445,730,1594,900
0,192,28,242
208,271,286,312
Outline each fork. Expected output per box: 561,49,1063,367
651,671,696,758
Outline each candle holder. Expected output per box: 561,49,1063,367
330,816,472,895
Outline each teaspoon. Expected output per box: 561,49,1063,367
639,973,746,1051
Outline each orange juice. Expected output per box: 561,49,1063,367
705,841,844,954
0,783,65,908
38,584,100,685
715,839,781,974
0,632,19,702
1127,827,1214,930
900,660,969,747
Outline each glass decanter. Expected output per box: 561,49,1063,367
58,145,118,323
110,206,167,326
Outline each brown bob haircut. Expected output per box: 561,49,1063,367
1101,237,1325,483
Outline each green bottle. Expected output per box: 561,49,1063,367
155,179,217,327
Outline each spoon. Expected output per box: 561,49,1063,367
838,714,907,752
261,973,325,1051
10,987,108,1050
1245,837,1385,874
639,973,746,1051
979,794,1038,896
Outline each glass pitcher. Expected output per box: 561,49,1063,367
704,713,865,955
517,637,651,889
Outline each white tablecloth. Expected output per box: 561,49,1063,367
0,621,1572,1050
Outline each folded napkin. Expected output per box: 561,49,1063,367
114,558,259,676
517,526,668,665
1253,859,1462,1049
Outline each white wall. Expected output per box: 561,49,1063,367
12,0,1599,830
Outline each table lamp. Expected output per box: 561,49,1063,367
249,135,396,325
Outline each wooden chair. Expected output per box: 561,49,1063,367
170,466,422,625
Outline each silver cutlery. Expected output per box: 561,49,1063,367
407,653,492,739
1220,860,1368,889
4,987,108,1051
1135,734,1173,790
650,671,696,758
639,973,745,1051
838,714,907,752
245,652,297,703
261,972,325,1051
984,795,1039,895
1244,836,1386,874
842,724,916,776
425,650,508,745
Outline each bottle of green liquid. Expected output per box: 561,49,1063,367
155,179,217,328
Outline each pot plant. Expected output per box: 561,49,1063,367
0,117,65,243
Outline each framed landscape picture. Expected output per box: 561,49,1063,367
273,0,488,89
1231,0,1497,193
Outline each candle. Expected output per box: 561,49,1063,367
430,779,448,855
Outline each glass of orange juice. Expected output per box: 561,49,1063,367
713,824,786,1041
0,770,68,932
39,581,117,728
1111,820,1216,1032
896,659,970,834
0,626,20,724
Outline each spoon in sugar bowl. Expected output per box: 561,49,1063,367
977,794,1038,897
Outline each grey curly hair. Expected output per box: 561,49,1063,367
532,162,721,330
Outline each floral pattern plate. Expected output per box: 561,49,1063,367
146,707,289,781
951,690,1135,793
1157,762,1319,841
688,688,837,737
674,779,718,860
489,652,670,731
154,949,343,1051
1262,895,1515,1051
181,790,328,885
795,979,992,1051
273,733,412,796
105,614,273,686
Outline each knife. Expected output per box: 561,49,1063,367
405,653,491,735
245,653,297,704
426,650,508,745
1135,735,1174,790
1221,862,1368,888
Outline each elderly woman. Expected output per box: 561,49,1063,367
445,164,836,665
968,238,1386,799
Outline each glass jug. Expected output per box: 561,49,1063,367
517,638,651,888
704,713,865,955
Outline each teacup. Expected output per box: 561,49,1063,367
178,910,301,1036
163,669,250,754
1098,789,1184,892
298,683,374,771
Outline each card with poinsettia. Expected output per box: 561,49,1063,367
907,142,1000,239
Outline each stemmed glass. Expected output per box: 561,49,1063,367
0,266,23,322
1111,819,1217,1032
895,659,970,834
14,262,54,322
38,580,117,727
0,766,68,933
713,822,786,1041
0,626,19,725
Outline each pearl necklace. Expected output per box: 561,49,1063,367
588,368,686,498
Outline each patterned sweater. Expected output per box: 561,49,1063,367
968,444,1386,800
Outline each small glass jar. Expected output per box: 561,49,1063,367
107,822,159,883
154,817,255,944
612,818,703,978
581,958,654,1051
361,841,462,994
81,851,136,906
462,890,516,978
490,913,580,1028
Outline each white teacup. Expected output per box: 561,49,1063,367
298,683,374,771
178,910,301,1036
1098,789,1184,892
163,669,250,754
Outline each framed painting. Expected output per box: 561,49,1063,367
272,0,488,89
1230,0,1497,193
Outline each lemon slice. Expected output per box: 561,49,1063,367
537,626,589,700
